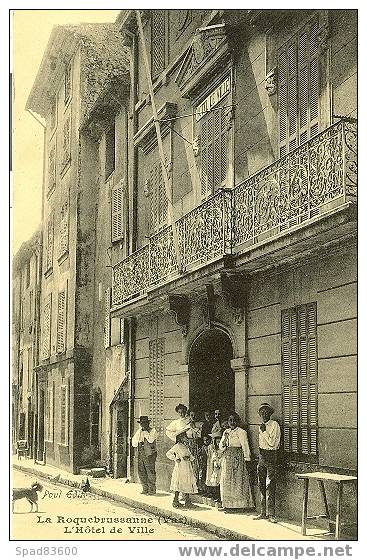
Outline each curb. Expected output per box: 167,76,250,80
13,463,251,541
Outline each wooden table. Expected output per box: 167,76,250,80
296,471,357,540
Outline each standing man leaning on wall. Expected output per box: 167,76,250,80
253,403,281,523
132,416,158,495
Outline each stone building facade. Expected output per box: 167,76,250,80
12,229,42,457
25,23,129,472
19,9,357,530
113,9,357,526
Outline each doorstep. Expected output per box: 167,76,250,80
12,457,329,541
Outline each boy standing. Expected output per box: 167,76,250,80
254,403,281,523
132,416,158,495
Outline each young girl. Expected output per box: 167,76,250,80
166,428,198,508
205,429,223,505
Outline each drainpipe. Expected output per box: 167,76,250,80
127,317,136,479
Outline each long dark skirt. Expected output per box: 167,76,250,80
220,447,254,509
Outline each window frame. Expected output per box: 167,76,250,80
281,302,318,463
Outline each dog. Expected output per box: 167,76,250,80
12,482,43,512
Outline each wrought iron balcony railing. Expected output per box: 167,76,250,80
112,119,357,308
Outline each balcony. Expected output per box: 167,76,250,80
112,119,357,309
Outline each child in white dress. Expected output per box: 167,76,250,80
166,430,198,508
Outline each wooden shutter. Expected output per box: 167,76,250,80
56,290,66,353
59,198,69,257
48,141,56,195
42,294,52,359
62,109,71,169
111,183,123,242
104,288,111,349
151,11,166,79
278,17,320,156
46,216,54,271
60,385,67,444
200,107,228,200
150,162,167,232
282,302,318,460
149,339,165,433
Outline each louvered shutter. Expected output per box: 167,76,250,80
46,216,54,271
59,199,69,257
60,385,67,444
150,162,167,232
56,290,66,353
42,294,52,359
278,17,320,156
111,183,123,242
282,302,318,459
200,107,229,200
104,288,111,349
151,11,166,79
48,141,56,195
307,303,318,455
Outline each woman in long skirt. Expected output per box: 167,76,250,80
219,412,254,511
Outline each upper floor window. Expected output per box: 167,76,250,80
58,197,69,259
149,160,167,233
45,215,54,274
151,10,168,80
61,107,72,172
282,302,318,462
111,182,123,243
64,64,72,105
105,124,116,180
278,17,320,157
48,139,56,196
56,289,67,354
42,293,52,360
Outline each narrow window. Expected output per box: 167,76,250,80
105,124,116,180
282,302,318,461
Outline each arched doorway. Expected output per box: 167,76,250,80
188,328,234,419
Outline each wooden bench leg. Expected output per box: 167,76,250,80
335,483,343,540
302,478,309,536
318,480,332,533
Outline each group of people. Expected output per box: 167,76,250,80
132,402,281,522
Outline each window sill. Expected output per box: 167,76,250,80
44,267,53,279
58,251,69,265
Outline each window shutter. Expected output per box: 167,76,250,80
62,109,71,169
42,294,52,359
149,339,165,433
282,302,318,460
59,199,69,257
104,288,111,349
56,290,66,353
201,119,209,199
200,107,229,200
151,11,166,79
278,17,320,156
111,183,123,242
60,384,68,445
150,162,167,232
46,216,54,271
48,141,56,195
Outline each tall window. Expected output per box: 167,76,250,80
104,288,111,349
60,383,69,445
278,18,320,157
56,289,66,354
151,10,167,79
59,198,69,258
149,339,165,433
42,294,52,360
45,215,54,273
61,108,71,171
48,140,56,195
111,183,123,243
46,383,54,442
200,107,229,200
105,124,115,180
149,161,167,232
281,302,318,461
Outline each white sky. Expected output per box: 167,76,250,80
11,10,120,254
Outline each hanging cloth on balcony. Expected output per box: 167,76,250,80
135,10,183,273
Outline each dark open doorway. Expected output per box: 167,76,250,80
189,328,234,420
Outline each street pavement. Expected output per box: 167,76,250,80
12,471,220,541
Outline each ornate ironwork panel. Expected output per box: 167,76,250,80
112,245,150,306
149,226,178,286
343,121,357,197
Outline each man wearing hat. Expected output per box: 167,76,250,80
132,416,158,495
253,403,281,523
